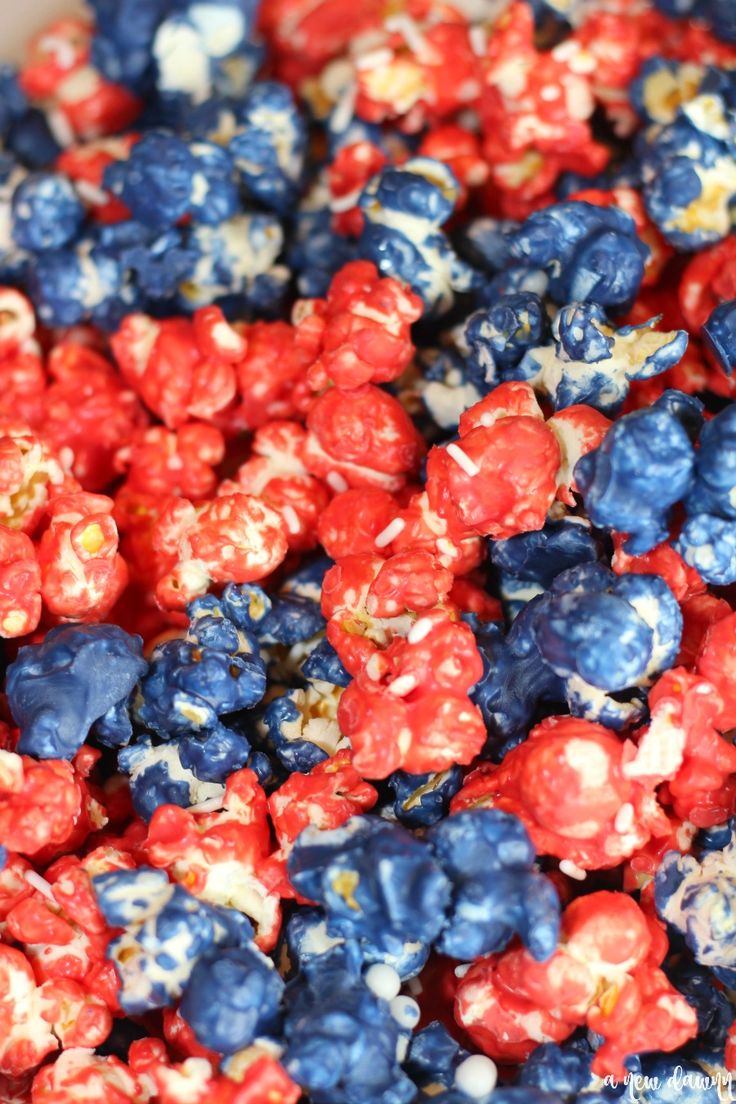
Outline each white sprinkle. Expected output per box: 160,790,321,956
38,35,77,70
187,796,224,814
614,802,635,834
330,189,361,213
365,963,401,1001
454,963,471,978
46,109,75,149
375,517,406,548
454,1055,498,1099
387,674,419,697
331,82,357,134
74,179,110,207
385,13,428,55
355,47,395,71
24,870,56,902
559,859,587,881
408,617,434,645
469,26,487,57
281,505,301,535
326,471,349,493
447,442,480,477
390,994,420,1029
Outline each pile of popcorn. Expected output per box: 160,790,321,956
3,0,736,1101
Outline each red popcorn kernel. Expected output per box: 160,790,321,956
31,1048,148,1104
155,492,288,609
297,260,422,391
219,422,330,553
0,289,36,358
0,348,46,428
696,612,736,731
115,423,225,502
305,383,426,492
390,491,484,575
0,752,105,859
418,125,489,207
317,488,400,559
327,142,388,236
144,769,282,949
45,845,138,937
455,891,697,1079
0,419,73,534
260,0,385,84
451,716,670,870
0,945,60,1075
426,382,562,539
231,320,312,431
634,669,736,828
679,591,732,666
56,135,137,223
55,67,142,141
0,527,42,638
18,17,91,100
37,492,127,621
268,749,377,856
111,315,236,429
546,405,612,507
679,234,736,332
40,343,148,491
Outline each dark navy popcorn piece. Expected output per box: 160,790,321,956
0,66,28,141
93,866,254,1015
631,57,705,127
464,292,548,376
511,302,688,413
428,809,561,961
7,623,146,760
359,157,481,314
703,299,736,376
490,518,599,620
506,201,649,312
117,227,199,299
285,909,365,987
302,638,351,688
516,1041,595,1096
177,722,252,783
684,402,736,520
656,829,736,988
88,0,167,92
455,216,518,275
258,594,326,646
179,943,284,1053
118,735,212,821
228,81,307,214
288,198,359,299
288,816,451,956
406,1021,500,1102
574,392,698,554
654,0,736,43
104,131,199,230
27,241,134,329
283,972,418,1104
388,767,463,828
665,960,734,1051
261,681,344,774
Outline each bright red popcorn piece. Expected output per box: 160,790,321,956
112,315,236,429
427,383,561,539
679,234,736,332
317,487,400,559
696,611,736,730
547,405,612,507
155,493,288,609
115,423,225,502
455,891,697,1078
418,125,489,208
0,945,60,1076
451,715,671,870
56,135,137,223
37,492,128,621
229,320,312,431
612,535,705,602
0,527,42,638
297,260,423,391
390,491,484,575
18,17,92,99
305,383,426,492
327,142,388,236
0,751,106,860
31,1048,148,1104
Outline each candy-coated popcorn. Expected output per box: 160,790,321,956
31,1048,149,1104
0,751,104,859
0,527,41,638
455,891,698,1078
0,418,73,533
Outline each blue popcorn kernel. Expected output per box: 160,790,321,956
665,959,733,1050
507,201,649,312
512,302,687,413
490,517,599,619
359,157,480,314
633,1051,727,1104
11,172,85,252
455,216,518,274
285,909,365,986
703,299,736,375
631,57,706,127
258,593,326,646
516,1040,595,1096
177,211,287,311
388,768,463,828
654,0,736,44
88,0,167,92
428,809,561,961
7,110,61,172
104,131,199,230
7,623,146,760
655,830,736,987
229,81,307,214
179,943,284,1053
117,226,199,299
420,345,492,434
27,240,133,329
685,402,736,519
302,638,351,688
574,394,697,553
118,735,224,821
261,681,345,773
288,816,451,955
676,513,736,585
177,722,252,783
0,66,28,140
288,194,358,299
283,971,417,1104
464,291,548,376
